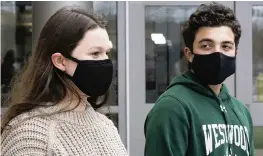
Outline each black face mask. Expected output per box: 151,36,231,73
67,56,113,97
191,52,236,85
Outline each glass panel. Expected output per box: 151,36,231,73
93,2,118,106
106,113,119,129
1,1,32,108
145,6,197,103
252,6,263,102
254,126,263,149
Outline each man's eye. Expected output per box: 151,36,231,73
222,45,232,50
201,44,211,49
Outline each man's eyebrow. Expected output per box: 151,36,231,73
198,38,214,44
222,41,235,45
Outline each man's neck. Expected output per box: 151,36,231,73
208,84,222,96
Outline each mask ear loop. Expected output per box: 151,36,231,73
66,55,81,63
189,47,194,61
188,50,194,70
191,53,194,62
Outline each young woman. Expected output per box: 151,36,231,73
1,6,127,156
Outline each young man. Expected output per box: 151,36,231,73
144,2,255,156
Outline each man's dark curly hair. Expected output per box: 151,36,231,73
182,2,242,51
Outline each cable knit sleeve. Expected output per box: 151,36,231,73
1,117,51,156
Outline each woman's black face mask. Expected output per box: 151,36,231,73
66,55,113,97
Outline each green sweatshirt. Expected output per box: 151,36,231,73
144,71,254,156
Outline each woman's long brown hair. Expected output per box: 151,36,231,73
1,6,109,132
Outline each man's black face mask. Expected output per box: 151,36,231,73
190,52,236,85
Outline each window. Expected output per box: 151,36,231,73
252,6,263,102
1,1,32,108
254,126,263,149
252,5,263,152
145,6,197,103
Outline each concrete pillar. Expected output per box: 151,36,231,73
32,1,93,48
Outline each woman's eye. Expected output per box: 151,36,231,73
92,52,100,56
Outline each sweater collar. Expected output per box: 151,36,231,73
36,102,103,126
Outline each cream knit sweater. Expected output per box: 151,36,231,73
1,104,128,156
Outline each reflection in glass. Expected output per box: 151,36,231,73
1,2,32,107
145,6,197,103
252,6,263,102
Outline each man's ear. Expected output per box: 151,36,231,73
184,47,193,63
51,53,67,71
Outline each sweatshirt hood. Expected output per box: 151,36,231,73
167,70,230,101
